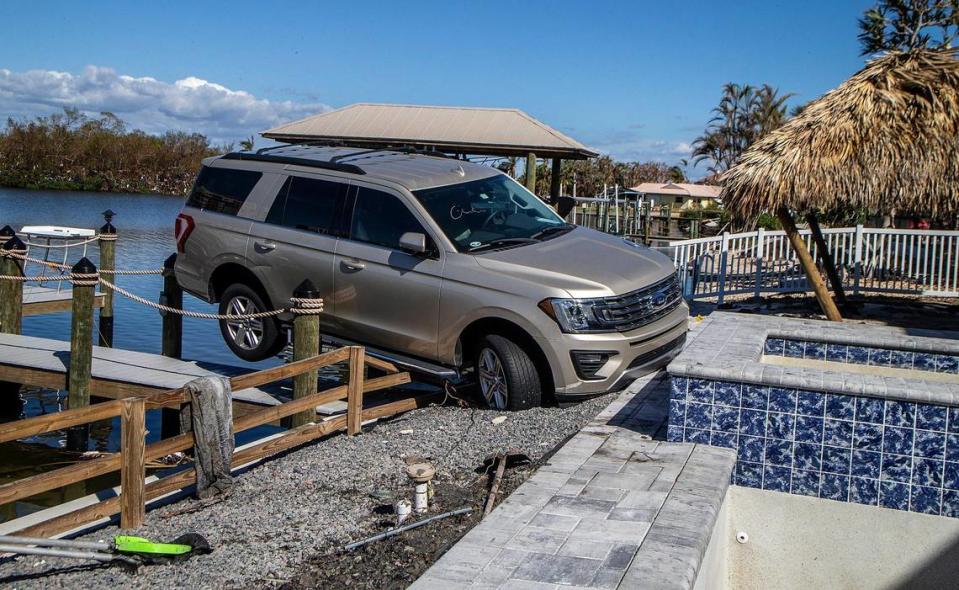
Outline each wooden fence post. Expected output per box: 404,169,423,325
754,228,765,301
853,224,864,296
160,254,183,438
291,280,321,428
120,397,146,529
66,257,97,451
97,211,116,347
347,346,366,436
0,233,25,419
717,232,730,306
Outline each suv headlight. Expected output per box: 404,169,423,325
539,298,605,333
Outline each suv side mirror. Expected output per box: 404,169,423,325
399,231,428,255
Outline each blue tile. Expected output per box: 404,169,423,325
947,434,959,463
880,481,910,511
943,490,959,518
944,462,959,490
668,400,686,427
915,430,945,460
804,342,826,361
795,416,824,444
738,436,766,463
823,419,853,447
765,439,794,467
847,346,870,365
885,401,916,427
823,446,851,475
821,474,850,501
768,388,798,414
889,350,914,369
712,405,739,432
939,355,959,374
797,391,825,417
710,431,738,449
911,485,942,515
950,408,959,434
851,450,881,479
825,395,855,421
687,379,714,404
869,348,893,367
742,385,768,410
735,462,763,488
853,423,884,452
884,427,915,455
764,338,784,355
855,397,885,424
917,404,948,432
912,457,943,488
685,403,713,430
881,454,912,483
826,343,848,363
685,429,710,444
784,340,805,358
767,412,796,441
915,353,938,372
667,426,683,442
850,477,879,505
792,470,821,497
713,381,741,407
669,376,688,400
739,409,767,437
763,465,791,492
793,443,822,471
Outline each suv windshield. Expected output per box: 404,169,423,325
413,173,567,252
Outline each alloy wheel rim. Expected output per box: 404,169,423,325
478,348,508,410
225,295,264,350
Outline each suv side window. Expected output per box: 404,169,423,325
266,176,348,234
187,166,262,215
350,186,426,250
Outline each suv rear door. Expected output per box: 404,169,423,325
333,182,443,361
246,173,349,328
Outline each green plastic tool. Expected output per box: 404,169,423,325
113,535,195,556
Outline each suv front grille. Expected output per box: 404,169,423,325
592,274,683,333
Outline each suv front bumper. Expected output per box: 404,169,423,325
548,301,688,402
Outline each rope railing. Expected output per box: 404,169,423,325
2,250,163,275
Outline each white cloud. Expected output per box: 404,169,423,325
0,65,329,144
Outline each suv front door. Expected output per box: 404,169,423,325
333,183,443,361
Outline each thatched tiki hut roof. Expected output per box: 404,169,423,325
722,49,959,220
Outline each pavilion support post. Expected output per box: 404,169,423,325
525,153,537,194
804,212,849,308
550,158,562,201
776,207,842,322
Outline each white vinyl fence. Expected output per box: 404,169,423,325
669,226,959,303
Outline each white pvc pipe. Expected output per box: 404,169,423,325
413,483,429,513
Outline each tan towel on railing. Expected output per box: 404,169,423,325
184,376,234,499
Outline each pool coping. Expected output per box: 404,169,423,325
667,312,959,406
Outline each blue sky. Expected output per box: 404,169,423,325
1,0,874,174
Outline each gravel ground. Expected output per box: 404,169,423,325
0,392,614,589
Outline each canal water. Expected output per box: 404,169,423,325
0,187,288,520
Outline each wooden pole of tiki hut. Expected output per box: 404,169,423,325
804,212,850,308
525,153,537,194
775,207,842,321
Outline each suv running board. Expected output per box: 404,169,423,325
321,335,461,382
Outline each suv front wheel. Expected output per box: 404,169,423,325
476,334,541,411
218,283,287,361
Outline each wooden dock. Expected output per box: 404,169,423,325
23,285,104,317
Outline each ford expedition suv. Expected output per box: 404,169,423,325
174,145,688,410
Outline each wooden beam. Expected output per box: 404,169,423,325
119,398,145,529
347,346,365,436
805,212,849,307
776,207,842,321
0,400,123,444
364,355,399,374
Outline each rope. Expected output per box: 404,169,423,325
289,296,324,315
0,250,163,275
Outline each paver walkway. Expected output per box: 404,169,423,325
411,367,736,590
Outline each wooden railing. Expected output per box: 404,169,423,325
0,346,423,538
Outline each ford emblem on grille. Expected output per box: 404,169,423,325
651,288,670,307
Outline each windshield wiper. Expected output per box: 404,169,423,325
467,238,539,253
530,223,576,241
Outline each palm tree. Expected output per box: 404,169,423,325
858,0,957,55
239,136,255,151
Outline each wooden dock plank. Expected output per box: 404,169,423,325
22,286,104,317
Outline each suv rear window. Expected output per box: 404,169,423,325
187,166,262,215
266,176,348,234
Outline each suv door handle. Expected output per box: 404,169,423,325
342,259,366,271
254,241,276,253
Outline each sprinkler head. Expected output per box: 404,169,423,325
406,462,435,484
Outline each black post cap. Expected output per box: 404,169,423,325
0,225,15,238
71,257,98,274
102,209,116,222
163,253,178,270
293,278,319,299
2,236,25,251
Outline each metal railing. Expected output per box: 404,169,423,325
668,226,959,303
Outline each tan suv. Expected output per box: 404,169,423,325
174,145,687,410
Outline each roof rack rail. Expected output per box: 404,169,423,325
221,152,366,175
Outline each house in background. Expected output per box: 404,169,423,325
630,182,722,210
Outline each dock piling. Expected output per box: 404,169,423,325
66,257,97,451
0,233,26,419
97,210,117,347
160,254,184,438
291,280,321,428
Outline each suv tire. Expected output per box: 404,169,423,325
218,283,287,361
476,334,541,411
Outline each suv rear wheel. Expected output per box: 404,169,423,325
218,283,287,361
476,334,541,411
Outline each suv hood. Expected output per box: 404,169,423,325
472,227,675,298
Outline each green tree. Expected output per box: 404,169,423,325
239,135,255,151
858,0,958,55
